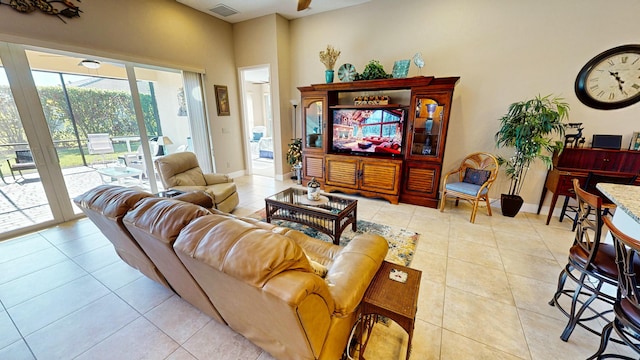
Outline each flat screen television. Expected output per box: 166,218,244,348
331,108,406,157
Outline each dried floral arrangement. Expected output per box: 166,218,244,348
319,45,341,70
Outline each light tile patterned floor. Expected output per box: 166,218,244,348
0,175,635,359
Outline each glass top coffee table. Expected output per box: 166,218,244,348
265,188,357,245
96,166,143,185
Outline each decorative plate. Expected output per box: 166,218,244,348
338,63,356,82
392,60,410,78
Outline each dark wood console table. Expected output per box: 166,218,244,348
537,147,640,225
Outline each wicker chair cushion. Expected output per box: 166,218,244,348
445,181,488,196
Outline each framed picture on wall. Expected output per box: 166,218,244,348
214,85,230,116
630,131,640,151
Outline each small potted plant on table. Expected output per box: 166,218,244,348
495,94,569,217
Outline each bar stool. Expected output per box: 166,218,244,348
549,178,618,341
588,217,640,359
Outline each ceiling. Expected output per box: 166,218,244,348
176,0,370,23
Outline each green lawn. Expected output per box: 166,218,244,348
1,142,138,179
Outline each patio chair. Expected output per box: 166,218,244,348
87,133,114,165
6,149,37,182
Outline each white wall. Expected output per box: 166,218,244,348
287,0,640,209
153,71,190,154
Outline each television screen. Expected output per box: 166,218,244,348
331,108,405,157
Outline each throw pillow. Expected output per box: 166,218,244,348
463,168,491,185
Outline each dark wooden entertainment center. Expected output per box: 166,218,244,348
297,76,459,208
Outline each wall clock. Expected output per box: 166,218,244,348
338,63,356,82
575,44,640,110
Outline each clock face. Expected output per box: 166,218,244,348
575,44,640,110
338,63,356,82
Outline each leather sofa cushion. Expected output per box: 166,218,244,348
123,197,212,244
174,214,314,288
74,184,154,219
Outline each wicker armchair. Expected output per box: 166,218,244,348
439,152,499,223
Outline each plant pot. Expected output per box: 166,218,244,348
500,194,524,217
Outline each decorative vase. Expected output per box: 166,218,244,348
325,70,334,83
500,194,524,217
307,177,321,201
293,163,303,184
425,118,433,133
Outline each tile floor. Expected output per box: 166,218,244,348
0,175,635,359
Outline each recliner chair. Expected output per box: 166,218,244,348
154,152,239,213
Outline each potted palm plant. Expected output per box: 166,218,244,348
495,94,569,217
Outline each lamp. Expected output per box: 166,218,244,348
290,99,299,139
79,59,101,69
156,135,173,156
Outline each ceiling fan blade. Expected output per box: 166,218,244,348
297,0,311,11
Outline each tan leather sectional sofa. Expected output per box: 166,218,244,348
74,185,388,360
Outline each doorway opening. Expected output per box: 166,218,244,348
239,66,274,177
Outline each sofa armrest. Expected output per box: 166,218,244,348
325,233,388,317
203,173,232,185
262,270,335,356
263,270,335,312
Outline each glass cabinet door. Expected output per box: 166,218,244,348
410,96,445,158
303,99,323,151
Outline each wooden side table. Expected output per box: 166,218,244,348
359,261,422,360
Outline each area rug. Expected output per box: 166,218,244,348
248,209,419,266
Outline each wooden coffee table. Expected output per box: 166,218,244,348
359,261,422,360
264,188,357,245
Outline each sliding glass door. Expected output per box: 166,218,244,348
0,53,55,233
26,49,146,215
0,43,209,240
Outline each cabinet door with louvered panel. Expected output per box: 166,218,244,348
325,155,358,189
303,154,324,180
400,162,441,208
360,159,402,195
405,166,436,194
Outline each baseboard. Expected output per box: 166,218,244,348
227,169,245,179
488,196,564,217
